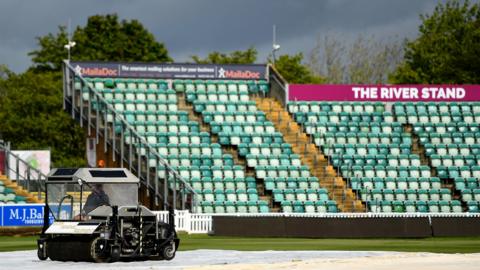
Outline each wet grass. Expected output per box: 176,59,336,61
178,234,480,253
1,234,480,253
0,236,37,252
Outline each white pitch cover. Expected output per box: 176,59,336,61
45,222,100,234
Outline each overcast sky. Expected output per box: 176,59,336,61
0,0,441,73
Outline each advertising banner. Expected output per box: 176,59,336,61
1,204,72,226
1,204,49,226
70,61,267,80
288,84,480,102
8,150,50,180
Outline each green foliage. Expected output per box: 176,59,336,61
391,0,480,83
30,14,171,72
2,14,173,166
191,47,257,64
273,53,325,84
0,70,86,167
28,26,69,72
192,47,323,84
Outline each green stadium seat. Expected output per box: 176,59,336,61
467,201,479,212
214,201,225,213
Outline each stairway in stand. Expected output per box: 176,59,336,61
178,93,273,209
0,174,43,203
255,97,365,212
406,124,460,203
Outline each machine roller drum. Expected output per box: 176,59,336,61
47,236,99,262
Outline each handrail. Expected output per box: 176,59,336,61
268,64,288,108
268,64,288,86
63,60,197,211
0,141,47,200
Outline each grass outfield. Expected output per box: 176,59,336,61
1,234,480,253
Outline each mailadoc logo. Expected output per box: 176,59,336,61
218,67,260,79
74,65,118,77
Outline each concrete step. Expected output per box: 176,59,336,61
405,123,454,198
255,97,365,213
181,93,273,206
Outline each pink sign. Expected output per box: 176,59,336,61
288,84,480,102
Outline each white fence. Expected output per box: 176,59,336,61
153,210,480,234
154,210,213,234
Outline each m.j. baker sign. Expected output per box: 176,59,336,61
289,84,480,102
0,204,71,226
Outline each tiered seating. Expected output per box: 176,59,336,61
183,80,338,213
78,77,480,213
0,180,27,204
77,77,266,213
175,79,269,95
202,111,266,123
401,102,480,212
290,101,460,213
394,102,480,124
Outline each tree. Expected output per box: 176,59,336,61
193,47,322,84
5,14,173,166
27,26,69,72
273,53,325,84
391,0,480,83
308,35,403,84
308,35,344,84
0,70,86,167
30,14,172,71
191,47,257,64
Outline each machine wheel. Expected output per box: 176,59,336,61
37,247,48,261
90,237,111,263
161,242,176,261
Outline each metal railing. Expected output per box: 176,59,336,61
0,141,47,200
62,61,197,212
268,64,288,107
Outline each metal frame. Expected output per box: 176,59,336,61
267,64,288,107
62,61,197,212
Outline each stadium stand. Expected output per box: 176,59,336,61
0,174,41,204
181,80,341,213
288,101,477,212
257,98,365,212
78,78,352,213
70,68,480,214
395,102,480,212
76,78,272,213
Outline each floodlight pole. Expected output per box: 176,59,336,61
272,25,280,65
64,19,75,62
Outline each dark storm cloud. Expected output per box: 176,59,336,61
0,0,438,73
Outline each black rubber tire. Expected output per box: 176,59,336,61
161,244,175,261
37,247,48,261
90,237,111,263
